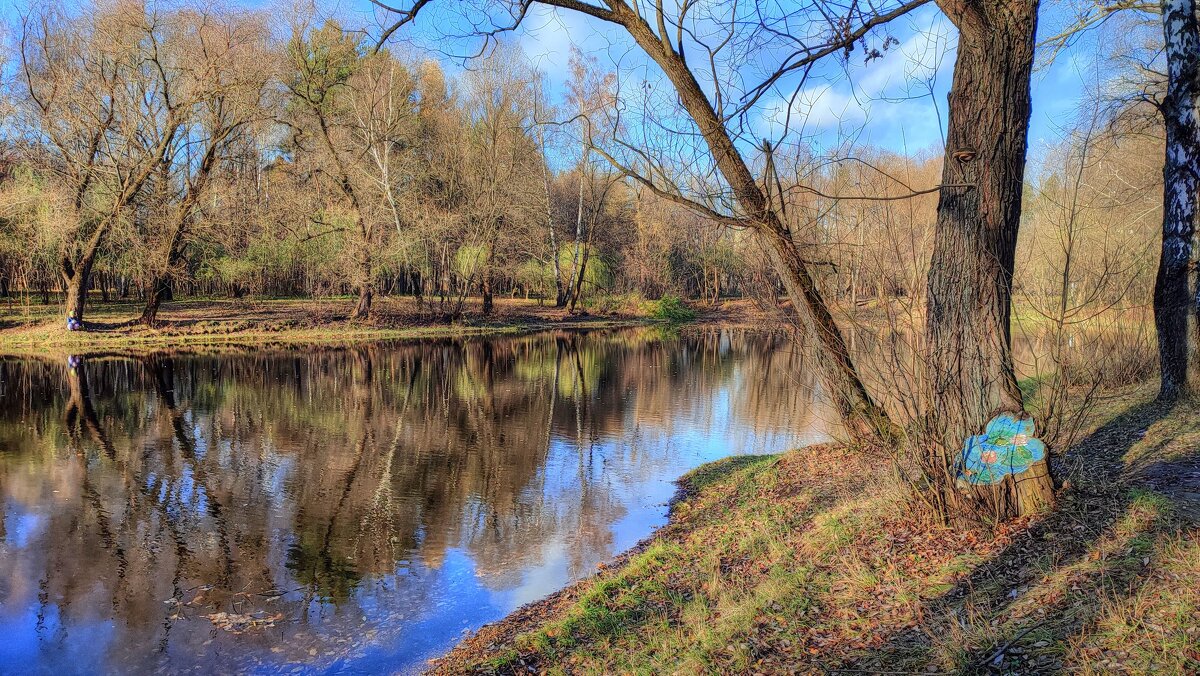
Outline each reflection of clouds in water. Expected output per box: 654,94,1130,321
0,329,827,674
2,509,45,549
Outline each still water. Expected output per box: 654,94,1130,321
0,328,830,674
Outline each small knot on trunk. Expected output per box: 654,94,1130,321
953,148,977,163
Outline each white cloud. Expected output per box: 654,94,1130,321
769,84,869,133
857,15,955,95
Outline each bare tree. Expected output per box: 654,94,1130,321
1038,0,1199,401
456,45,543,316
922,0,1055,520
370,0,933,446
141,8,272,325
1153,0,1200,400
16,4,190,326
286,20,378,319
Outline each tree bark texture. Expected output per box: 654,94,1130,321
927,0,1054,519
1155,0,1200,401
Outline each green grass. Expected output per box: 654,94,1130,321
0,296,652,356
648,295,696,324
433,390,1200,675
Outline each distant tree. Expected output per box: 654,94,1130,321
455,46,543,316
372,0,931,446
286,20,378,319
140,8,272,325
15,4,191,326
1039,0,1199,400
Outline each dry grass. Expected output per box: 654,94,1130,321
0,296,655,355
0,295,796,357
431,386,1200,675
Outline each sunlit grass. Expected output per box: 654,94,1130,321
0,296,654,356
1067,530,1200,672
435,389,1200,675
1123,397,1200,468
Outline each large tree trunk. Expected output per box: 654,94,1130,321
141,276,172,326
352,280,374,320
926,0,1054,521
1155,0,1200,401
64,271,88,325
61,248,98,327
60,218,112,327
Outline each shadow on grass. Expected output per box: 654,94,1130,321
831,399,1187,674
679,454,779,494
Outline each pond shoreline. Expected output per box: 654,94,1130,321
423,453,743,674
0,316,656,358
0,296,779,358
0,326,817,673
424,388,1200,674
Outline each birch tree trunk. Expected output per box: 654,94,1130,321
1155,0,1200,401
566,152,587,310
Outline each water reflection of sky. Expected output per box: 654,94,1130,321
0,329,831,674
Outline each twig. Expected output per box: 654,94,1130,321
979,621,1044,669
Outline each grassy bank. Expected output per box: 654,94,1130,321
0,296,694,356
432,386,1200,674
0,294,767,357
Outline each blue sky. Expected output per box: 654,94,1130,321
330,0,1100,163
4,0,1103,164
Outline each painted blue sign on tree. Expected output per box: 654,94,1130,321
957,413,1046,485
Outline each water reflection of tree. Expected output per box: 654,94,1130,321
0,329,818,670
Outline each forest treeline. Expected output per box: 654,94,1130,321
0,7,768,322
0,4,1163,327
0,0,1191,525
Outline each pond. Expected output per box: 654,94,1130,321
0,328,831,674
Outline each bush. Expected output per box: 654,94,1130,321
1058,325,1157,389
584,291,645,315
650,295,695,323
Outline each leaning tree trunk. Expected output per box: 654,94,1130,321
141,277,172,326
142,227,186,326
61,219,112,327
612,4,896,446
1155,0,1200,401
760,225,893,443
926,0,1054,521
567,245,591,314
142,127,231,328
